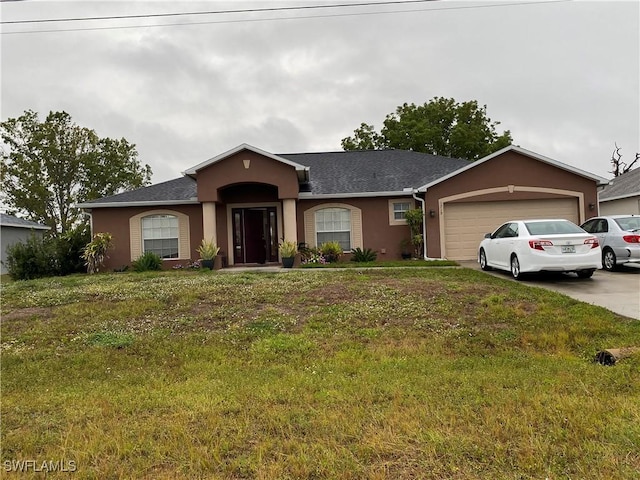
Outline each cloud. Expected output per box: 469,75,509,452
2,0,638,183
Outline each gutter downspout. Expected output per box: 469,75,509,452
412,190,427,260
81,209,93,237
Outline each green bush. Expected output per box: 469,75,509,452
57,225,91,275
319,241,343,263
82,232,114,274
4,234,56,280
350,247,377,262
132,251,163,272
4,226,91,280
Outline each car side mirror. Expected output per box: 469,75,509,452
484,233,492,239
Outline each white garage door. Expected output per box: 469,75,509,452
443,198,580,260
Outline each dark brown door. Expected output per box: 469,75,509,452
232,208,279,264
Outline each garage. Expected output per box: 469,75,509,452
442,198,580,260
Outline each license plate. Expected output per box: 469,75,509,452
561,245,575,253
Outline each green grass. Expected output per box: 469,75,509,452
2,269,639,479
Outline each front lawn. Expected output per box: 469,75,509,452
1,268,639,479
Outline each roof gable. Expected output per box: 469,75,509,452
417,145,609,191
183,143,309,180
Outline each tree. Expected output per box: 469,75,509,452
341,97,512,160
609,143,639,177
1,110,152,235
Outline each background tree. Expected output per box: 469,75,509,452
1,110,152,235
609,143,639,177
341,97,512,160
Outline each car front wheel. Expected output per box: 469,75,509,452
602,249,617,271
510,254,523,280
479,249,491,271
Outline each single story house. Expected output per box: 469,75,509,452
77,144,608,269
0,213,51,274
597,167,640,215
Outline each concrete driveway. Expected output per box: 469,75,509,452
461,261,640,320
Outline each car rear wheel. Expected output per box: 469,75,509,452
602,249,617,271
510,254,522,280
577,269,595,279
479,249,491,271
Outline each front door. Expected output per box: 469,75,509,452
232,207,279,264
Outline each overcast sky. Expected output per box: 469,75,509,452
2,0,638,185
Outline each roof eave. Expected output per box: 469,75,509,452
75,199,199,209
598,192,640,202
1,223,50,230
299,190,415,199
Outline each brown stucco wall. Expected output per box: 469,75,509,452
196,150,300,202
423,151,601,258
91,204,203,271
297,197,413,260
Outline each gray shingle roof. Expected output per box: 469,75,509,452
0,213,50,230
599,168,640,201
79,149,471,206
77,176,198,206
280,150,470,195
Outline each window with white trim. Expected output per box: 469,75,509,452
315,207,351,251
142,214,179,258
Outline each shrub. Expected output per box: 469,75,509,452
299,244,326,265
132,251,163,272
4,234,56,280
197,239,220,260
56,225,91,275
82,232,114,274
278,240,298,258
351,247,377,262
319,242,343,263
404,208,424,258
4,226,91,280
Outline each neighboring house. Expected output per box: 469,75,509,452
76,144,608,269
0,213,51,274
597,167,640,215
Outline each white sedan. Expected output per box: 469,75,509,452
478,219,602,280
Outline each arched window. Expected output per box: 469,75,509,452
315,207,351,251
141,214,179,258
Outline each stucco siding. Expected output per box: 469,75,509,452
297,197,413,259
424,151,601,258
1,227,47,274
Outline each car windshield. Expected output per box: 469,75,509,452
524,220,584,235
614,217,640,231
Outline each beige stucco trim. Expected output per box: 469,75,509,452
437,186,585,259
302,202,363,251
225,202,283,266
202,202,217,245
129,209,191,262
388,198,415,226
282,199,298,244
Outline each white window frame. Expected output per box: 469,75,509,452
142,214,179,258
303,203,363,252
315,207,352,251
129,210,191,261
